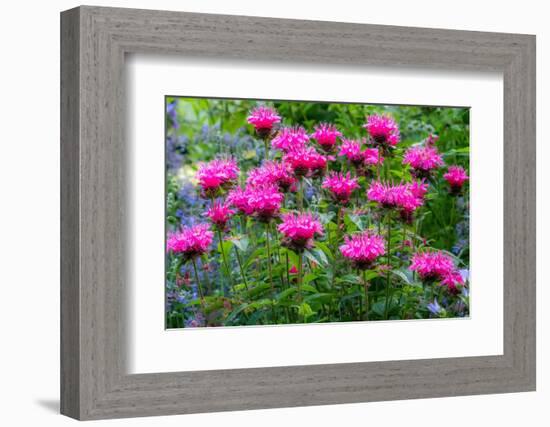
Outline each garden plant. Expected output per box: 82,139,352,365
165,97,470,328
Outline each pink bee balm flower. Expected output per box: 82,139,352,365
443,165,469,194
278,212,324,252
440,270,465,294
167,223,214,261
425,133,439,146
322,172,359,204
247,184,284,222
338,138,364,165
247,106,281,138
196,158,239,197
226,187,253,215
205,200,235,230
409,251,455,282
366,181,404,208
409,180,428,199
311,123,342,152
246,161,297,192
339,231,386,270
289,265,299,274
283,147,326,177
363,147,384,166
363,114,400,147
403,145,444,177
271,126,310,152
367,181,427,222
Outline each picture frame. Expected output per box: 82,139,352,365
60,5,536,420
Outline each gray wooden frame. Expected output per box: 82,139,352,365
60,5,536,421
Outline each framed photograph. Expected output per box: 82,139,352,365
61,6,536,420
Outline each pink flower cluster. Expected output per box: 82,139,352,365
283,146,327,177
367,180,426,213
409,251,464,292
227,184,284,222
271,126,310,152
206,201,235,230
443,165,469,193
247,106,281,137
246,161,296,192
196,158,239,196
403,145,444,174
278,212,324,252
363,114,400,147
363,147,384,166
339,231,386,270
338,139,384,171
311,123,342,152
322,172,359,204
338,138,364,165
167,224,214,261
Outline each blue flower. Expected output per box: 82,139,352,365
427,299,442,315
166,100,179,129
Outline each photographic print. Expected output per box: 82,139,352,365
165,97,470,328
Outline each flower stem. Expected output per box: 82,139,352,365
383,213,392,320
298,250,304,321
377,149,381,180
200,254,212,294
192,258,205,306
363,269,370,321
285,251,290,288
297,178,304,210
234,246,249,291
264,138,270,161
217,229,233,294
265,223,274,296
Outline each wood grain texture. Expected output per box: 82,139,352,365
60,5,536,420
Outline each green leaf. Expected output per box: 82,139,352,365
302,273,318,286
232,237,249,252
275,287,297,302
346,213,364,231
392,269,412,285
298,302,315,320
314,241,334,260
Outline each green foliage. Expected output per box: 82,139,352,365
165,96,470,328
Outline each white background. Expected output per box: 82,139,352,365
128,57,503,373
0,0,547,426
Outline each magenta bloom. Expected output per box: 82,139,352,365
246,161,297,192
440,270,465,294
229,185,283,222
409,180,428,199
167,224,214,261
366,181,404,208
363,147,384,166
363,114,400,147
278,212,324,252
444,166,469,193
367,181,426,221
322,172,359,204
271,126,310,152
283,147,326,177
339,231,386,270
425,133,439,146
196,158,239,197
403,145,444,177
338,138,364,165
311,123,342,152
247,106,281,138
248,184,284,221
206,200,235,230
409,251,455,282
226,187,253,215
